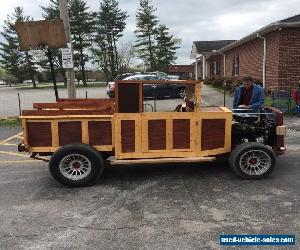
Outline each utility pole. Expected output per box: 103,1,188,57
59,0,76,99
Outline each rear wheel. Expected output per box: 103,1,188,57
49,143,104,187
229,142,276,179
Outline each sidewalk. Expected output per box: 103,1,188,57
201,84,233,108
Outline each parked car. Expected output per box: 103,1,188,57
106,73,136,98
106,74,186,99
149,71,180,81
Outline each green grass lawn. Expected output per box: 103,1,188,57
0,118,21,127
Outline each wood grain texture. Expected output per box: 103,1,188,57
121,120,135,153
173,119,190,149
201,119,225,150
33,101,114,110
109,156,216,165
148,120,166,150
57,98,114,103
27,122,52,147
58,121,82,146
117,83,140,113
88,121,112,146
51,121,59,147
22,109,113,116
201,107,223,112
16,20,67,50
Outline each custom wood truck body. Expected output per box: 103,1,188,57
18,81,286,186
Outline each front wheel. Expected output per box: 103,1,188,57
49,143,104,187
229,142,277,179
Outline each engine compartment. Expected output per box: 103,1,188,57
232,109,278,148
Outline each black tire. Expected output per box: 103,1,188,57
229,142,277,179
49,143,104,187
176,87,186,99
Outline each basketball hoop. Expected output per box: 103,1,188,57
16,20,67,51
27,44,47,61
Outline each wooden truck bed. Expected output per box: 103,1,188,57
20,99,115,153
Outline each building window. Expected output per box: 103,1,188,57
210,61,220,76
232,55,239,76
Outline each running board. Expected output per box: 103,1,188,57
107,156,216,166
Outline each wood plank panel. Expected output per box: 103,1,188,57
82,120,89,144
148,120,166,150
58,121,82,146
173,119,190,149
117,83,140,113
201,119,225,150
33,101,114,110
51,121,59,147
121,120,135,153
88,121,112,146
22,109,113,116
27,122,52,147
57,98,114,103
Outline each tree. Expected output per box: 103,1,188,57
91,37,111,83
117,41,135,74
41,0,67,85
155,25,180,71
0,67,17,85
69,0,95,86
41,0,60,20
93,0,128,80
134,0,159,70
0,7,37,87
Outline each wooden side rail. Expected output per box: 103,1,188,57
22,108,114,116
57,98,114,102
33,101,115,110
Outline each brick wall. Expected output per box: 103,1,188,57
224,38,264,82
278,27,300,90
265,30,280,90
201,27,300,91
206,54,223,78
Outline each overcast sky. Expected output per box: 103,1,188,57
0,0,299,65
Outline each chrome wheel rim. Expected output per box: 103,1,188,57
59,154,91,180
239,150,272,176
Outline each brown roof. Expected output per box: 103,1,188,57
280,14,300,23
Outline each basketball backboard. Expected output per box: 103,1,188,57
16,19,67,51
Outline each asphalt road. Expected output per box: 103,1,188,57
0,85,299,249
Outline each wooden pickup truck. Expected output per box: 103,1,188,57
18,80,286,186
